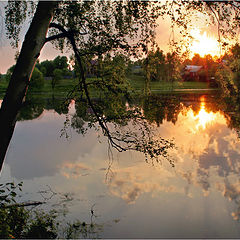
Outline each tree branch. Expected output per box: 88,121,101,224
49,22,127,152
45,32,67,43
2,201,46,209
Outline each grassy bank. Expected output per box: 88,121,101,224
127,74,212,91
0,75,217,99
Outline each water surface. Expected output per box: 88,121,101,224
1,93,240,238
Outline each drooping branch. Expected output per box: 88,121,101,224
49,23,127,152
50,22,175,165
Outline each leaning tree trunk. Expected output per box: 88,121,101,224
0,1,57,171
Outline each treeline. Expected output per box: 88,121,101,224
128,43,240,89
2,43,240,92
216,43,240,96
3,56,72,90
182,53,218,83
133,50,219,84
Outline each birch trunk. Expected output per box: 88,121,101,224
0,1,57,171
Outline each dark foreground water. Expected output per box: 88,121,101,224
1,93,240,238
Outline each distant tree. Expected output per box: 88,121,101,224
230,43,240,59
5,65,16,82
52,68,63,90
39,66,47,77
39,60,55,77
191,54,203,66
155,48,166,81
53,56,68,70
228,44,240,92
143,48,167,83
35,56,71,78
29,68,44,90
165,52,181,83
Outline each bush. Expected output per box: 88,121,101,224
30,67,44,89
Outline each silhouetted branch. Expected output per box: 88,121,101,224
45,32,67,43
2,201,46,209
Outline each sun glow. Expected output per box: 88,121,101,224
194,97,216,130
189,28,220,57
185,96,220,132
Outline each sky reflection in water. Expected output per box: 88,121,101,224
1,95,240,238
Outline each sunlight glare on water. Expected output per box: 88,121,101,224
1,94,240,238
189,96,225,131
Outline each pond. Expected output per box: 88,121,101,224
1,92,240,238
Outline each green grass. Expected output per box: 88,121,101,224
0,74,217,100
127,74,215,92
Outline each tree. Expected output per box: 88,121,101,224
165,51,180,83
37,60,55,77
29,67,44,89
53,56,68,70
143,48,167,83
0,1,57,171
5,64,16,82
52,68,63,90
0,1,163,171
1,1,240,171
164,1,240,52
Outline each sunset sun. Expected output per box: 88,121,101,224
189,29,220,57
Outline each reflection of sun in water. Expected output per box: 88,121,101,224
189,28,220,57
194,97,216,130
186,96,222,132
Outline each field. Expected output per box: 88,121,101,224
127,74,212,92
0,74,217,99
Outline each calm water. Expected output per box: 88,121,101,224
1,93,240,238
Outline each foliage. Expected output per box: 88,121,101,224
5,64,16,82
143,48,167,82
24,210,58,239
142,48,182,95
0,182,102,238
52,68,63,90
0,182,26,238
0,182,59,238
29,67,44,89
36,60,55,77
6,64,45,89
182,53,219,83
53,56,68,70
215,44,240,97
35,56,71,78
163,1,240,52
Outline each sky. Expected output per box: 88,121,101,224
0,2,228,74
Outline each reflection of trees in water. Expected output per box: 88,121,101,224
16,92,240,221
140,93,224,126
141,94,183,126
70,94,175,166
17,92,240,167
17,94,69,121
18,92,237,129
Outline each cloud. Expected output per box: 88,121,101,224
107,164,181,204
60,162,91,179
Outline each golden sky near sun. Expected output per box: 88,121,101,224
0,5,233,74
188,28,221,57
